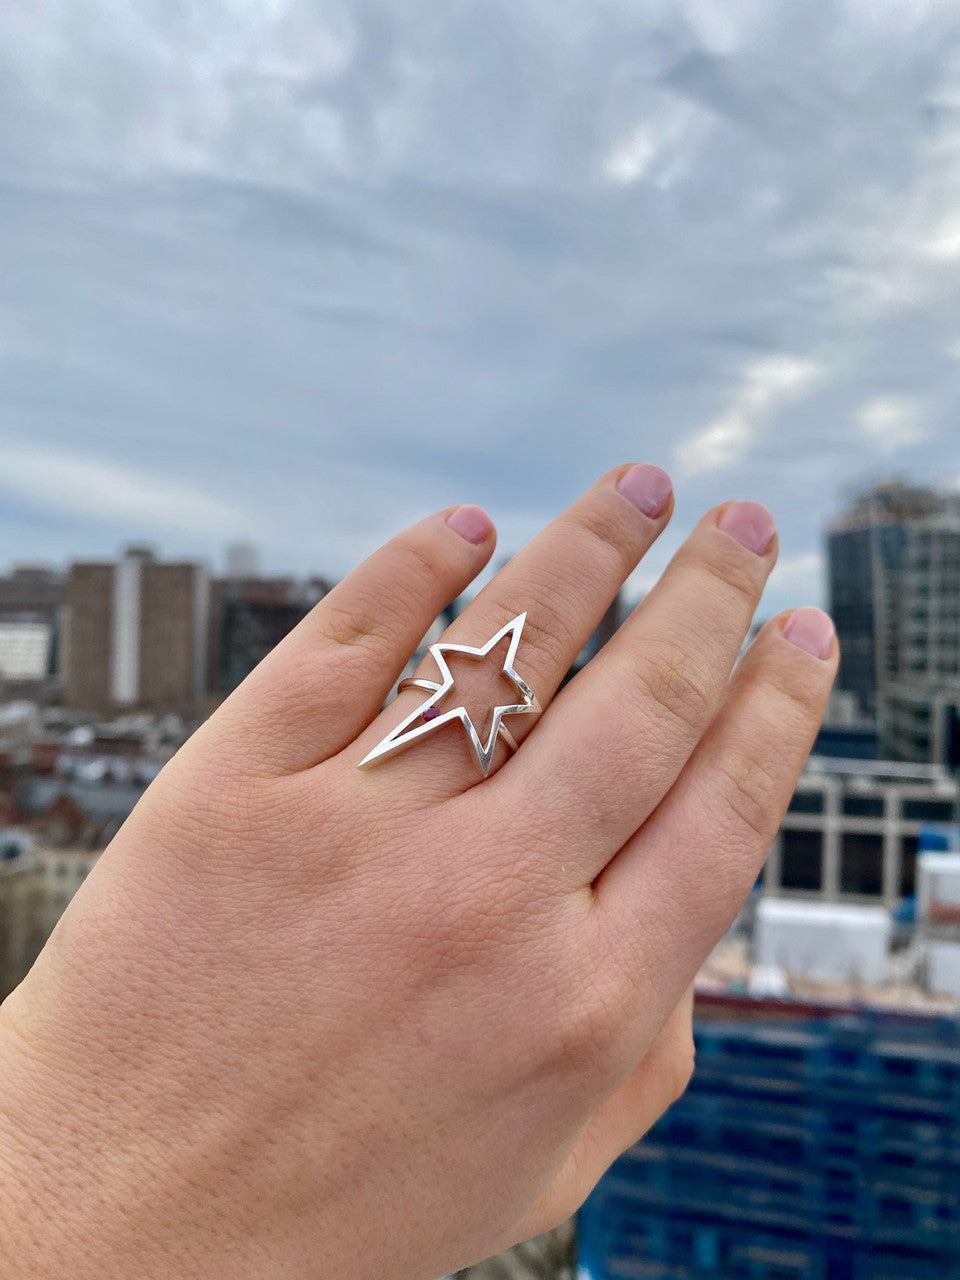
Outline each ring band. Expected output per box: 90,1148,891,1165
358,612,539,778
396,677,443,694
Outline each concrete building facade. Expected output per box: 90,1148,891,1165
0,565,64,696
763,757,959,908
883,678,960,768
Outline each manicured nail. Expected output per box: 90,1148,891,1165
616,464,673,518
446,505,492,544
784,607,835,659
718,501,776,555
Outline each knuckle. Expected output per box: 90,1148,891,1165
565,502,638,568
315,593,405,656
715,746,782,844
741,654,829,744
393,538,447,599
551,970,631,1081
688,539,765,610
632,639,714,735
485,588,570,675
769,663,832,722
314,539,443,654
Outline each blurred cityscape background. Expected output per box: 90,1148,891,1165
2,472,960,1278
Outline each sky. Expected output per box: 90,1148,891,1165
3,0,960,617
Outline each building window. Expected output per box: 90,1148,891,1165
788,791,824,814
902,799,955,822
900,835,920,898
780,829,823,891
840,833,884,896
842,795,884,818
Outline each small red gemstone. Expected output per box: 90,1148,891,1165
422,707,441,721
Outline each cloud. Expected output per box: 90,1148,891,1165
921,214,960,262
1,1,960,603
855,396,928,454
0,439,258,540
769,549,823,590
604,123,663,185
602,96,708,187
675,355,822,480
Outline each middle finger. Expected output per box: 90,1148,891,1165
350,463,674,801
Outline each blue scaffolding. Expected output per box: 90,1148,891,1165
578,1007,960,1280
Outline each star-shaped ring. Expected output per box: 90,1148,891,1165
357,613,540,779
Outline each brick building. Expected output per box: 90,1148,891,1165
62,547,208,713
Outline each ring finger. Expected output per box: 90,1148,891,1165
492,499,779,887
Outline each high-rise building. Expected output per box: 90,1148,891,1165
138,557,209,709
207,575,329,698
827,480,960,764
62,548,208,712
61,564,113,709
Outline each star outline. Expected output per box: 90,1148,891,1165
357,612,540,778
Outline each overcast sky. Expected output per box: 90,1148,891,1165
3,0,960,615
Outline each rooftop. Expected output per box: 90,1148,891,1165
804,754,958,786
829,479,960,534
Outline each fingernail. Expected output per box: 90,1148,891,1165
784,607,835,659
446,505,492,545
616,464,673,518
718,501,776,555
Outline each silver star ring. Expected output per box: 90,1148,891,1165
357,613,540,779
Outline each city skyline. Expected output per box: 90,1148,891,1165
0,471,955,617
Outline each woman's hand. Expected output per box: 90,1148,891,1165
0,465,837,1280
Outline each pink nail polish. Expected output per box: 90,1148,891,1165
446,505,492,545
718,501,776,555
784,607,835,659
616,464,673,518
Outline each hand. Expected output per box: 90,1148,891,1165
0,465,837,1280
